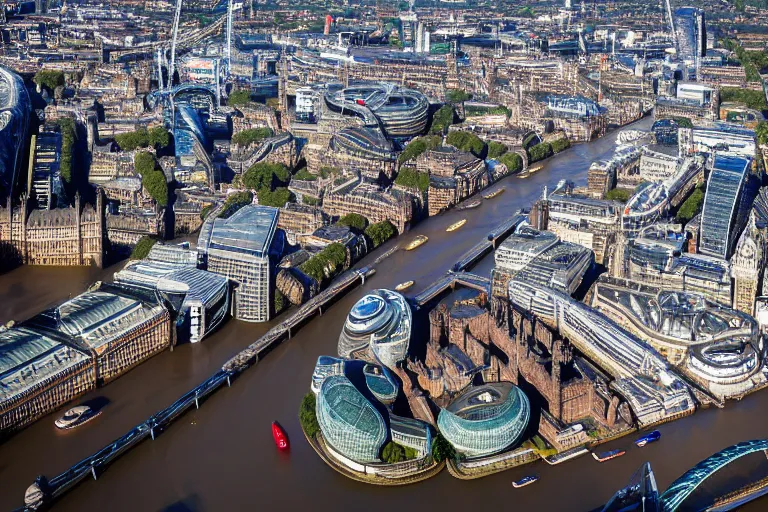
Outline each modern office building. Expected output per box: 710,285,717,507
323,83,429,137
198,205,285,322
680,125,756,159
437,383,530,458
593,278,764,398
113,244,229,343
29,127,65,210
508,279,694,426
699,156,752,259
338,289,412,369
0,66,31,207
495,226,593,295
363,363,399,406
310,355,346,394
316,374,388,464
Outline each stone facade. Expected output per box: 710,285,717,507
0,193,104,268
278,203,328,245
323,182,415,233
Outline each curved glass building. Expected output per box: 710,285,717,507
324,83,429,137
0,66,31,206
338,289,411,369
316,374,388,463
437,382,530,458
363,363,399,405
699,156,751,259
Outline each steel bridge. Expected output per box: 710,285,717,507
658,440,768,511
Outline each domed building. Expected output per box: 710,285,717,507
437,382,530,458
316,374,388,464
338,289,411,369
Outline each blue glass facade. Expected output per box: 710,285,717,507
437,383,530,458
699,156,751,259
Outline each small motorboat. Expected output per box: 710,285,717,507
458,199,481,210
516,172,530,179
54,405,101,430
395,280,414,291
512,475,539,488
272,421,289,450
404,235,428,251
446,219,467,232
482,187,505,199
592,449,625,462
635,430,661,447
528,165,543,174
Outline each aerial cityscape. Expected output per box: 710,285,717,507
1,0,768,510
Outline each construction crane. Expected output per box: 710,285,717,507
665,0,677,46
169,0,183,91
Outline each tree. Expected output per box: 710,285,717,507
131,236,157,260
228,89,253,106
220,191,253,219
299,242,348,285
242,162,291,191
134,152,168,206
446,89,471,105
381,441,406,464
148,126,170,148
142,167,168,207
398,135,441,163
757,121,768,146
430,105,454,135
487,141,508,159
57,118,76,183
336,213,368,231
232,127,274,147
115,128,150,151
446,131,486,157
293,167,317,181
258,187,295,207
364,220,397,248
720,87,768,111
528,142,553,163
676,186,705,224
33,70,65,92
604,188,632,203
431,433,455,463
499,153,523,174
550,137,570,154
299,392,321,438
394,168,430,191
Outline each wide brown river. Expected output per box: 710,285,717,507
2,117,768,512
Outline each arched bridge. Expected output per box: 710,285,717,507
659,439,768,511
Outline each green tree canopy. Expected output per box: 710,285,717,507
258,187,295,207
130,236,157,260
34,70,65,91
720,87,768,111
242,161,291,191
57,118,76,184
676,186,705,224
499,152,523,173
299,392,321,438
394,168,430,191
134,152,168,206
381,441,406,464
220,191,253,219
228,89,253,106
232,127,274,146
430,105,455,135
299,242,348,285
365,220,397,248
431,433,455,463
550,137,570,154
604,188,632,203
528,142,553,163
398,135,441,163
487,141,508,159
115,126,171,152
336,213,368,231
756,121,768,145
446,89,471,104
446,131,486,157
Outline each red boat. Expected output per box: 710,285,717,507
356,99,366,106
272,421,289,450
